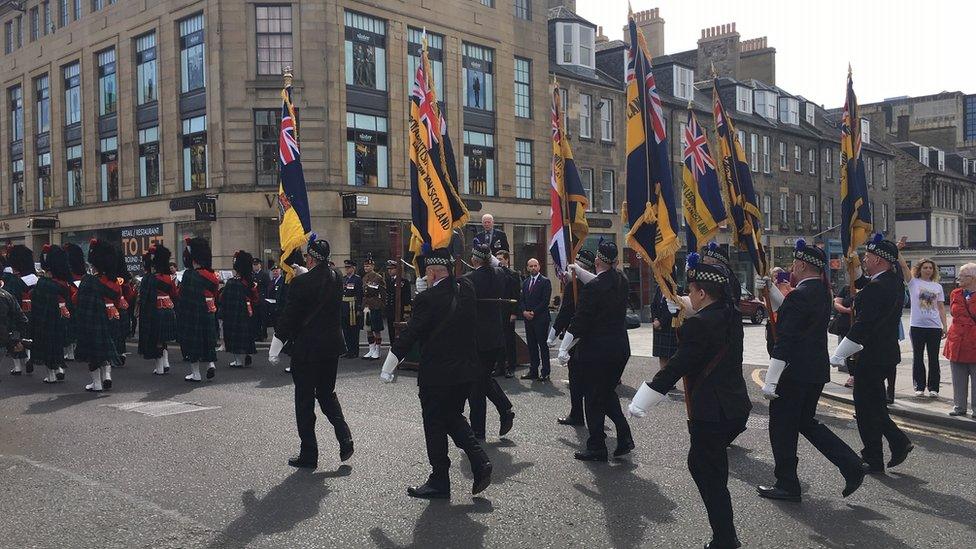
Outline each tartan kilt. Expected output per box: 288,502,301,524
4,276,30,358
176,271,218,362
219,280,256,355
652,325,679,358
74,275,121,365
28,278,68,367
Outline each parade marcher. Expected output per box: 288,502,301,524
113,254,135,365
75,240,123,392
274,250,305,374
361,256,386,360
177,237,220,382
558,241,633,461
629,253,751,549
32,245,73,383
340,259,364,359
137,244,178,375
0,277,27,377
221,250,259,368
830,234,913,473
381,248,492,498
700,242,741,300
651,285,679,372
269,238,353,469
549,249,595,426
520,258,552,381
6,245,37,375
384,260,411,345
756,240,866,502
463,244,515,440
494,250,521,378
472,213,510,256
63,243,87,362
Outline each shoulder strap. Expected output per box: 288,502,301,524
686,344,729,400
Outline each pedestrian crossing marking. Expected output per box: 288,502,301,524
101,400,220,417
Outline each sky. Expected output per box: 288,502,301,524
575,0,975,107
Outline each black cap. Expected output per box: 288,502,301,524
597,240,618,263
686,252,731,285
184,237,212,269
423,248,454,268
40,244,72,282
343,259,357,267
386,259,398,268
233,250,254,278
865,233,898,263
88,239,118,275
8,245,35,275
151,244,172,274
700,242,731,269
307,239,330,262
792,238,826,270
472,243,492,261
576,249,595,270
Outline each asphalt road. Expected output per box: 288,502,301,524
2,344,975,548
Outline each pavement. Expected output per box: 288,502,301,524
2,338,976,548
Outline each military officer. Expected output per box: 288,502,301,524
384,260,411,345
361,257,386,360
340,259,364,359
549,248,596,426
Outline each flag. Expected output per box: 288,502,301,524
277,84,312,282
623,12,680,297
549,85,589,274
680,109,727,251
840,67,872,263
408,34,468,267
712,78,767,276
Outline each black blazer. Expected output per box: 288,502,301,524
568,269,630,365
500,266,522,319
847,269,905,376
650,302,752,422
771,277,832,384
552,278,581,336
520,274,551,322
463,265,506,351
274,265,345,362
392,277,479,387
473,229,509,255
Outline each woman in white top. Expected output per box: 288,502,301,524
899,253,947,398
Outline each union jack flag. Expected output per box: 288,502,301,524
411,61,441,149
279,107,299,165
683,118,715,176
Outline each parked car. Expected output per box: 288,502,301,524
626,310,641,329
736,285,767,325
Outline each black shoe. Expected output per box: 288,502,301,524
472,462,492,495
492,369,505,377
25,360,34,374
520,372,538,380
539,375,550,382
499,409,515,437
206,365,216,380
704,539,741,549
55,370,65,381
103,378,112,390
887,443,914,468
613,440,635,457
245,355,253,366
287,455,318,469
842,465,867,498
504,370,514,379
343,353,357,359
574,449,608,462
864,463,885,475
756,485,801,502
949,410,966,416
9,369,21,376
557,416,584,426
339,439,355,462
407,482,450,499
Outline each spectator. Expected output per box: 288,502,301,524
898,253,947,398
473,214,510,256
945,262,976,418
651,286,678,371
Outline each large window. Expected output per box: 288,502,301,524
515,139,533,199
825,198,833,229
37,152,52,210
463,130,495,196
407,28,443,100
99,136,118,201
255,108,280,186
755,90,777,120
9,85,23,142
463,43,493,111
42,1,51,36
346,112,388,188
180,14,206,93
793,144,801,172
749,133,758,172
29,7,38,41
865,158,873,187
579,93,592,138
35,74,50,134
762,135,770,173
59,0,69,27
601,170,615,213
673,65,694,101
794,194,802,225
965,95,976,141
779,141,787,170
72,0,80,21
809,195,817,226
825,148,833,180
66,145,82,206
556,22,594,68
514,56,531,119
344,11,386,91
136,32,157,105
11,159,25,214
778,97,799,125
779,192,787,223
808,149,816,175
5,21,13,54
139,126,160,196
514,0,530,20
880,159,888,189
97,48,116,116
256,5,292,76
762,195,771,230
182,115,207,190
736,86,752,114
600,99,613,141
580,168,593,211
63,62,81,125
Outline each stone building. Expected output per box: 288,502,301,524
859,92,976,157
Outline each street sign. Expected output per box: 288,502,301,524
195,195,217,221
342,193,358,218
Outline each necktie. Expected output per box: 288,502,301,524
528,277,535,293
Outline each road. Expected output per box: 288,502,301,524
2,338,975,548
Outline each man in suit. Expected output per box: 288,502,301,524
550,249,595,426
495,250,521,378
831,235,913,473
473,214,509,256
463,244,515,440
757,240,866,502
380,248,492,499
269,238,353,469
520,258,552,380
340,259,364,358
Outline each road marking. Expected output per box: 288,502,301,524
102,400,220,417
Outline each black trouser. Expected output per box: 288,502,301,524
420,382,489,489
291,356,351,460
581,361,632,451
524,317,550,377
385,308,399,345
910,326,942,392
566,355,584,421
502,318,517,373
769,379,863,494
469,347,513,437
852,372,911,469
688,417,747,546
342,326,360,355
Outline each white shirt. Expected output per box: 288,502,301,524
908,277,944,329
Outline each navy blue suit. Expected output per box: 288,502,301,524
520,274,552,376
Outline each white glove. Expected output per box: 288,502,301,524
665,299,679,314
767,283,785,311
763,358,787,400
567,264,597,284
830,337,864,367
628,382,667,417
291,264,308,275
380,351,399,383
415,276,428,293
557,332,576,365
364,307,371,316
546,327,557,347
754,276,770,292
268,336,285,365
490,254,501,268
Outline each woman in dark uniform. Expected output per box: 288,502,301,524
221,250,259,367
32,244,73,383
138,244,179,375
651,285,678,370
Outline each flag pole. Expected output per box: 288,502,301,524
553,79,579,304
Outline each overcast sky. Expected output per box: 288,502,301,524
575,0,974,107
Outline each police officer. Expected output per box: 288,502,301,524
270,238,353,469
831,234,913,473
557,241,633,461
629,253,752,549
384,260,411,345
549,249,596,426
380,248,492,499
757,240,866,502
494,250,521,378
463,244,515,440
340,259,364,359
361,257,386,360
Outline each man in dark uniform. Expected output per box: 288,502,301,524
473,214,510,255
700,242,741,300
340,259,364,358
557,241,633,460
463,244,515,440
380,248,492,499
520,258,552,380
549,249,596,426
494,250,521,378
629,253,752,549
831,234,913,473
756,240,866,502
270,238,353,469
384,260,411,345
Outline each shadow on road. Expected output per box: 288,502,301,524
368,498,492,548
876,472,976,535
22,391,102,415
501,379,565,398
456,439,534,486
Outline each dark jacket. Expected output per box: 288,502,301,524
473,229,509,255
384,274,412,320
771,277,832,384
275,265,345,362
0,287,27,348
500,266,521,319
651,287,675,328
176,268,219,363
28,276,70,367
463,265,506,351
391,276,479,387
520,274,551,323
340,273,364,328
650,301,752,422
847,269,905,376
219,278,258,355
75,274,122,365
552,278,581,336
568,269,630,365
255,269,272,299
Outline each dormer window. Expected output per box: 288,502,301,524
778,97,799,125
805,102,815,125
556,22,595,69
937,150,945,171
673,66,694,101
919,146,929,166
755,90,777,120
736,86,752,114
860,118,871,144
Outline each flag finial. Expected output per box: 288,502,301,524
710,62,717,78
282,65,293,88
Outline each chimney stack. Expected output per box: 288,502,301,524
696,22,740,80
548,0,577,12
623,7,665,59
596,25,609,44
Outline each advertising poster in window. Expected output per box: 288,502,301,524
120,224,164,273
466,59,487,109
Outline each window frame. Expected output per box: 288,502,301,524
255,4,294,77
513,0,530,20
600,98,613,142
135,32,157,106
462,129,496,196
808,148,815,175
580,167,593,212
514,138,533,199
673,65,694,101
35,74,51,134
462,42,494,112
579,93,592,139
779,141,787,170
749,133,758,172
346,111,389,188
63,62,81,126
736,86,752,114
97,48,117,117
513,56,531,119
600,169,615,213
179,13,206,94
793,144,801,172
761,135,770,174
138,125,160,197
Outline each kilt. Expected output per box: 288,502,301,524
367,308,385,332
219,279,257,355
74,275,121,366
137,276,177,359
4,275,30,359
28,277,68,368
176,269,218,363
652,325,678,358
